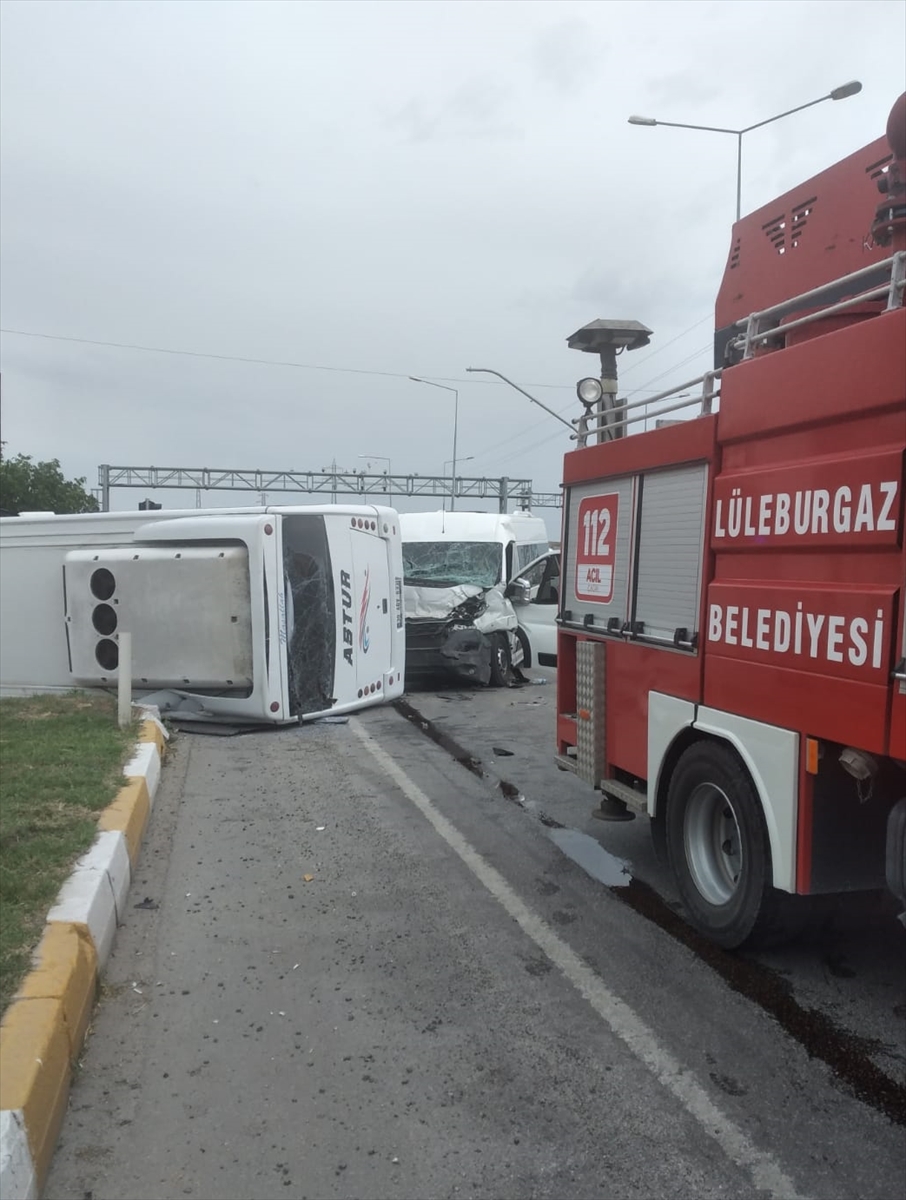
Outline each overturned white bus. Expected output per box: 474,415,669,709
0,505,405,725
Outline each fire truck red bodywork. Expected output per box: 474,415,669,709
558,417,716,782
556,97,906,943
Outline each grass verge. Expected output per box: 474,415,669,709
0,693,137,1017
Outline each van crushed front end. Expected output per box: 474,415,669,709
403,584,521,685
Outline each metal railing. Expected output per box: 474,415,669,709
734,250,905,360
574,371,721,446
573,251,905,447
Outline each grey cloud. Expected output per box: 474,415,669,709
385,98,441,144
531,18,601,97
642,71,724,111
569,260,652,312
385,77,520,143
0,0,893,529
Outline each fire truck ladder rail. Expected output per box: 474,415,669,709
576,254,904,445
736,251,906,360
573,370,722,445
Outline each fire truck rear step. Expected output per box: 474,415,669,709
556,750,645,819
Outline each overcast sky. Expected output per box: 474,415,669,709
1,0,903,534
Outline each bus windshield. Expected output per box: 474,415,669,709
282,515,336,716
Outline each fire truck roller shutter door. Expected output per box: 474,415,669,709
634,464,708,642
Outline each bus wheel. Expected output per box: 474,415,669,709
665,741,776,949
488,634,516,687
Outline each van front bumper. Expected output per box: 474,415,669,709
404,619,492,686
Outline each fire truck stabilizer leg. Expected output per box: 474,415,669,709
592,794,636,822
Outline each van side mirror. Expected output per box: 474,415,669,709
505,578,532,603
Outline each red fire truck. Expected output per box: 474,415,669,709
555,93,906,948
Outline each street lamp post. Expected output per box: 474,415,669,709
444,455,474,476
628,81,862,221
410,377,460,510
463,367,578,439
443,454,474,502
465,368,575,432
357,454,392,503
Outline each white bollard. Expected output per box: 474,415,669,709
118,631,133,729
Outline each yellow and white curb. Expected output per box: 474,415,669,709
0,713,168,1200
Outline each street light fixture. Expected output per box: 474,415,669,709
628,81,862,220
357,454,392,503
444,454,474,477
465,368,574,432
410,377,460,510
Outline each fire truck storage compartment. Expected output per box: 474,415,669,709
563,463,708,646
634,464,708,644
64,545,254,690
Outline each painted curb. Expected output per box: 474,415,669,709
0,713,168,1200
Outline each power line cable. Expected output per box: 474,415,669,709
1,312,714,394
624,343,713,398
617,312,713,377
0,327,574,390
2,319,713,471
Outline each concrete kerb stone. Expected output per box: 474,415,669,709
0,712,169,1200
45,831,131,969
0,1112,37,1200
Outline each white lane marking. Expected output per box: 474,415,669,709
352,718,806,1200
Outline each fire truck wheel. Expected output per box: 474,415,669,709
665,741,774,949
488,634,516,688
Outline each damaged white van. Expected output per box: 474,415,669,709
400,510,549,686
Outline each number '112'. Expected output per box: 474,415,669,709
583,507,612,557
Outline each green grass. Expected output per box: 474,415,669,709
0,693,137,1017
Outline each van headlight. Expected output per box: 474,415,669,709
451,594,487,623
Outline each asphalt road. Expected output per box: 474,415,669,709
46,669,906,1200
403,671,906,1084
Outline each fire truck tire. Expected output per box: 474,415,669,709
665,741,776,949
488,633,516,688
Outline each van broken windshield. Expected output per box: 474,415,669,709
403,541,502,589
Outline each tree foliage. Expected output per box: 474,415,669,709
0,445,99,516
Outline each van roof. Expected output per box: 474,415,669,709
400,510,549,543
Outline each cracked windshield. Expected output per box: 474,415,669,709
403,541,502,588
282,514,335,716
